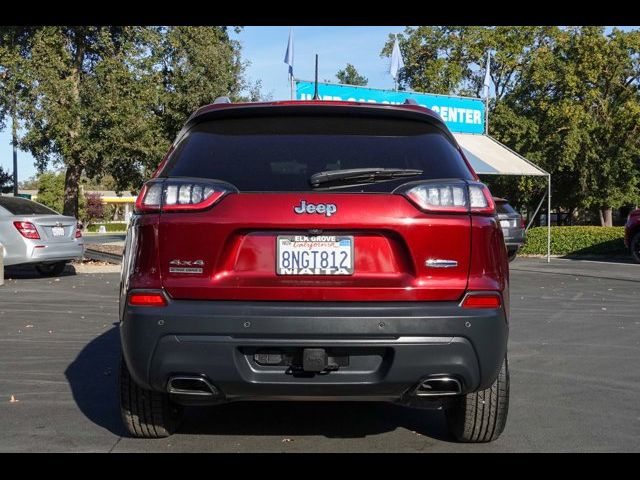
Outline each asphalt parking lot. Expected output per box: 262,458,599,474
0,258,639,452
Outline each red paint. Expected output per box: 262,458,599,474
128,100,508,308
624,209,640,250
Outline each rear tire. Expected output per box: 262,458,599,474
35,261,67,276
507,249,518,262
119,356,183,438
631,233,640,264
445,356,509,443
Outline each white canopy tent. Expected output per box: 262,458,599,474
453,133,551,262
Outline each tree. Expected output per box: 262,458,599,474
335,64,368,86
154,26,249,142
35,171,87,216
0,27,33,196
13,25,259,215
380,27,556,97
82,192,104,226
385,26,640,225
16,27,169,217
0,165,13,193
35,171,66,213
493,27,640,225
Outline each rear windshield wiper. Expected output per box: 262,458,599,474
310,168,423,189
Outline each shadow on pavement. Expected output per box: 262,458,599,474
559,255,637,265
3,264,77,279
65,326,453,441
179,400,451,441
65,325,126,436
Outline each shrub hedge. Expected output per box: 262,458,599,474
520,226,626,256
87,222,128,233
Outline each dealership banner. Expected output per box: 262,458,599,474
296,80,485,134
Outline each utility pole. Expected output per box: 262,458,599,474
12,100,18,196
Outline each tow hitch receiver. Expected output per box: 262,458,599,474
303,348,328,372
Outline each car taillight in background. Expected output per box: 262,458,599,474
397,180,496,215
13,221,40,239
135,179,237,213
520,217,526,229
75,223,82,238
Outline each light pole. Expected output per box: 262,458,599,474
12,98,18,196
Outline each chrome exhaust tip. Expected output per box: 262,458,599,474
414,376,462,396
167,376,218,396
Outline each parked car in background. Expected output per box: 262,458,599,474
494,197,525,262
119,99,510,442
0,196,84,276
624,209,640,263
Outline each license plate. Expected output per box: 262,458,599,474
51,226,65,237
277,235,354,275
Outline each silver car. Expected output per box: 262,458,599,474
494,197,525,262
0,196,84,276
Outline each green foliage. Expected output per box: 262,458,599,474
35,171,85,217
35,171,65,213
520,226,626,255
87,222,128,233
0,166,12,192
0,27,33,132
335,64,368,86
156,26,249,141
385,26,640,220
2,26,257,218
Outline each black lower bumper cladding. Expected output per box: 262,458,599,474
121,298,508,405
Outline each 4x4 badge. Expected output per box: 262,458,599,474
169,259,204,274
293,200,337,217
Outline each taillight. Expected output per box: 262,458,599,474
13,221,40,239
135,179,236,213
520,217,526,229
397,180,495,215
461,293,502,309
128,292,167,307
75,223,82,238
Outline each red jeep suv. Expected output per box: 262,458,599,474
119,100,510,442
625,209,640,263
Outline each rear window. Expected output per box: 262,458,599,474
161,115,474,192
495,201,517,215
0,196,59,215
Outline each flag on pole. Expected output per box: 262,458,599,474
284,28,294,79
389,34,404,80
483,51,492,98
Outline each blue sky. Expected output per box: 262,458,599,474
2,25,638,184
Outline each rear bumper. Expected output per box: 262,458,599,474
502,228,525,250
120,298,508,405
3,240,84,266
29,242,85,264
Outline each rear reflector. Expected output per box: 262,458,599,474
128,292,167,307
461,294,502,309
13,221,40,239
